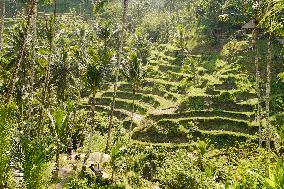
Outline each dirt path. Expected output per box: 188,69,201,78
148,107,177,115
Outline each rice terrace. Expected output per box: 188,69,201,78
0,0,284,188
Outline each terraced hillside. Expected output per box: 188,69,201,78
82,44,258,147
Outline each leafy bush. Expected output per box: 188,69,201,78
0,104,16,188
179,96,206,111
158,150,215,189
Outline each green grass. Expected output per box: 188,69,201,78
158,63,180,73
77,104,129,120
166,71,192,81
179,95,255,112
102,91,161,108
192,130,256,148
131,140,195,150
117,82,181,101
148,110,254,121
132,125,189,143
157,116,257,134
95,97,148,114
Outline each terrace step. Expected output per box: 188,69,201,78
179,95,255,112
95,97,148,114
148,110,254,121
117,82,180,101
132,125,255,147
78,103,143,123
157,117,257,134
143,78,183,94
158,63,180,73
102,91,161,108
191,130,256,147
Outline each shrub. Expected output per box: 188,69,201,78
158,150,215,189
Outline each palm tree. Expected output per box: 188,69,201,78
42,0,57,107
251,0,263,147
265,32,272,151
259,0,284,151
5,0,36,103
82,48,112,167
123,52,145,133
0,0,5,50
30,0,37,97
253,27,263,147
106,0,129,153
38,0,57,133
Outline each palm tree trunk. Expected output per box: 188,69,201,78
28,0,37,137
130,86,135,133
0,0,5,50
30,0,37,95
43,0,56,104
253,28,263,147
105,0,129,153
83,89,96,167
5,1,35,103
265,34,272,151
38,0,56,129
54,137,60,178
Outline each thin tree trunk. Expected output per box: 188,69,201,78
265,34,272,151
30,0,37,96
130,86,135,133
54,137,60,178
0,0,5,50
105,0,129,153
28,0,37,137
253,28,263,147
83,89,96,167
38,0,56,129
5,1,35,103
80,0,83,16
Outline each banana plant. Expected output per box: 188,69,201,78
47,105,70,178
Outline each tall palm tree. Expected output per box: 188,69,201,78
253,27,263,147
106,0,129,153
259,0,284,151
5,0,36,103
83,48,112,167
265,31,272,151
38,0,57,133
123,52,145,133
30,0,37,97
0,0,5,50
252,0,263,147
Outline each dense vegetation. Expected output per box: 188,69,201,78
0,0,284,188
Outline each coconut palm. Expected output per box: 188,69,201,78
0,0,5,50
250,0,263,147
106,0,129,153
122,51,145,133
5,0,36,103
83,48,113,166
259,0,284,151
